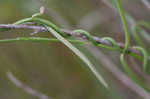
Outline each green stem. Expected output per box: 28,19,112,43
116,0,130,52
0,36,143,61
133,46,148,72
0,37,88,44
120,54,150,93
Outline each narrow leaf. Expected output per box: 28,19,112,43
45,25,108,88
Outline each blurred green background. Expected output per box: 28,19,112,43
0,0,150,99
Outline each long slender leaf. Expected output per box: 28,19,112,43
45,25,108,88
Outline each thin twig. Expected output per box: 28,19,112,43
0,24,149,60
6,71,51,99
0,24,47,32
0,24,146,55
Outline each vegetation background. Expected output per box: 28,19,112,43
0,0,149,99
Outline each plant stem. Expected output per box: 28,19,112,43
116,0,130,52
120,54,150,92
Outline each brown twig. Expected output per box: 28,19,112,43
0,24,145,57
0,24,149,61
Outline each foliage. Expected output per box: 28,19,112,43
0,0,150,99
